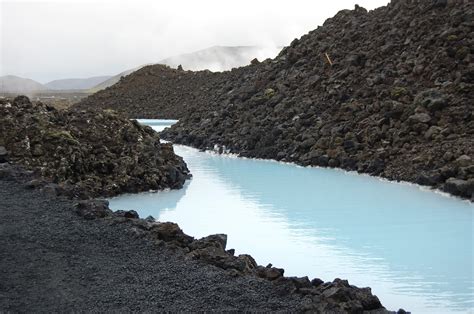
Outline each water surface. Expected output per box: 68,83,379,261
110,120,474,313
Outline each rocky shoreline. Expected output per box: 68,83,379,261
160,0,473,201
0,163,403,312
76,0,474,200
0,96,402,311
2,0,470,311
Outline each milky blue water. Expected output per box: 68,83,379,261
110,120,474,313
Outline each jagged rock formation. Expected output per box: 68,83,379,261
76,0,473,200
162,0,474,200
0,96,189,198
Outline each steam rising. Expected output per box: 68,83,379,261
1,0,389,83
160,46,282,72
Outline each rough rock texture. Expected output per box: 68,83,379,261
0,170,399,313
75,65,229,119
75,0,473,200
0,96,190,198
159,0,472,200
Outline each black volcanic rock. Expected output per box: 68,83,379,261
0,146,8,163
76,0,473,200
0,96,190,198
75,64,232,119
0,177,397,312
161,0,474,200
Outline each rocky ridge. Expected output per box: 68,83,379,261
0,96,190,198
159,0,473,200
75,0,474,200
75,65,229,119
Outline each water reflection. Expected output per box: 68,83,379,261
112,182,189,219
109,120,474,313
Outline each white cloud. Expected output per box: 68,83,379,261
0,0,389,82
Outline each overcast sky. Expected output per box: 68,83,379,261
1,0,389,83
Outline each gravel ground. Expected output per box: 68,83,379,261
0,179,305,312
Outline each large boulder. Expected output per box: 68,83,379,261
0,146,8,163
408,113,431,124
74,200,113,220
186,234,258,273
189,234,228,251
443,178,474,198
455,155,472,168
414,89,447,112
150,222,193,246
255,265,284,280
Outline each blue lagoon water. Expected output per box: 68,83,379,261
110,120,474,313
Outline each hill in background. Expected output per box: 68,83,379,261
1,46,280,94
0,75,47,93
45,76,112,90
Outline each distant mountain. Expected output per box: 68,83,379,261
2,46,280,94
45,76,112,90
90,46,281,92
89,67,144,93
0,75,47,93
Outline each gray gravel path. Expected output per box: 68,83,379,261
0,179,304,312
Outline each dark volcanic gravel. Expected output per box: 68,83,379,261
0,179,305,312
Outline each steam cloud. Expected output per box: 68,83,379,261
1,0,389,83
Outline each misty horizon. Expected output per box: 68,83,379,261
1,0,389,83
1,45,283,84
